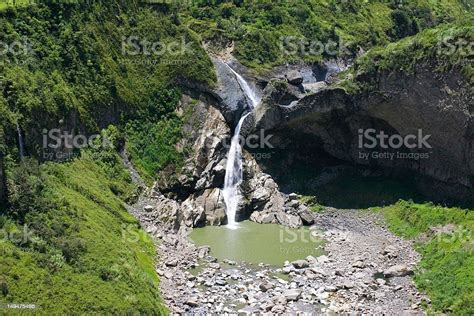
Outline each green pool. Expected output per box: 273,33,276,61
190,220,325,266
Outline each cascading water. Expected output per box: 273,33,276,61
16,123,25,161
222,64,260,229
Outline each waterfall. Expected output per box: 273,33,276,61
225,65,259,109
16,123,25,161
222,64,260,229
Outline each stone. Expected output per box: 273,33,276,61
382,245,398,257
286,70,304,85
352,260,365,268
272,295,287,305
283,289,302,301
288,193,299,200
198,246,210,259
215,279,227,286
302,81,327,94
185,298,199,307
376,278,386,286
259,282,274,292
165,259,178,267
209,262,221,269
383,264,413,278
292,259,309,269
297,206,315,225
271,305,286,313
238,306,260,314
143,205,154,212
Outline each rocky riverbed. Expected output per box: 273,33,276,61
129,193,428,315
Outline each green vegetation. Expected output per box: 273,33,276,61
0,0,215,159
0,0,472,314
354,16,474,85
0,150,166,313
179,0,469,70
124,89,187,184
372,200,473,314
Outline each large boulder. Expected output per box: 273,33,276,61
182,188,227,226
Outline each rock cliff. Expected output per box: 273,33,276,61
255,61,473,201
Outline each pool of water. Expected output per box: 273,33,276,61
189,221,325,266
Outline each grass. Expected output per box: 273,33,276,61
0,0,31,10
353,17,474,90
0,155,167,314
371,200,473,314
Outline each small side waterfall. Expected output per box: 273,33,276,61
16,123,25,161
222,64,260,229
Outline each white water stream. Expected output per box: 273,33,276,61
16,123,24,161
222,64,260,229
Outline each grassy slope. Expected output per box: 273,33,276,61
181,0,468,70
351,16,474,88
0,154,166,314
372,201,473,314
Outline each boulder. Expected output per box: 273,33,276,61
292,259,309,269
276,212,303,228
286,70,304,85
283,289,302,301
297,205,315,225
383,264,413,278
143,205,154,212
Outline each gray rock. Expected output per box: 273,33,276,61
259,282,275,292
272,295,287,305
283,289,302,301
185,298,200,307
383,264,413,278
143,205,154,212
292,259,309,269
165,259,178,267
352,260,365,268
286,70,304,85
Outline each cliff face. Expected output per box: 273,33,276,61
255,61,473,200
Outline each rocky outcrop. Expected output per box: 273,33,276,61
254,61,474,200
147,93,316,230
